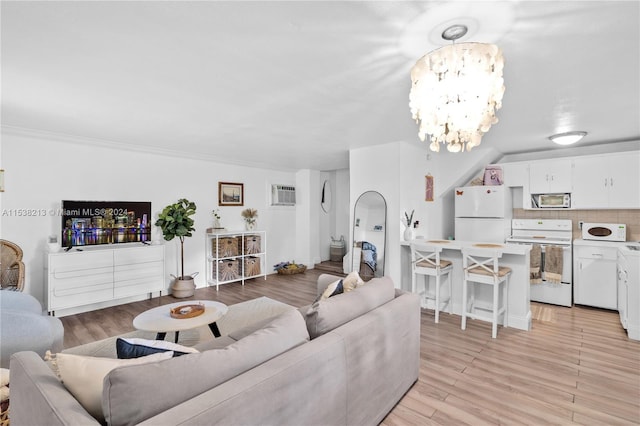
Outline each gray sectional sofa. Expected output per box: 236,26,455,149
10,274,420,426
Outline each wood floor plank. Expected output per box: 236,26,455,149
59,269,640,425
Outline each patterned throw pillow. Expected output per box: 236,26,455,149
116,338,199,359
317,279,344,301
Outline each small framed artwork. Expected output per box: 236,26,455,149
425,174,434,202
218,182,244,206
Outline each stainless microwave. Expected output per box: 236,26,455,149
531,193,571,208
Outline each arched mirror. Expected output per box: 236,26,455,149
321,180,332,213
351,191,386,281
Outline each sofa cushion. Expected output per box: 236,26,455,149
103,308,310,426
55,351,173,422
305,276,395,339
193,334,237,351
116,338,199,359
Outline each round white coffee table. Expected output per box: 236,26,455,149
133,300,228,342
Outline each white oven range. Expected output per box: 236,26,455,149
506,219,573,307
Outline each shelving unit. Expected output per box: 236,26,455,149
205,230,267,290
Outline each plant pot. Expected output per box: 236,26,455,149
171,275,196,298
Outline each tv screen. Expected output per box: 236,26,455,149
61,200,152,247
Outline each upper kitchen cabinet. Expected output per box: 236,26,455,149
572,151,640,209
529,159,573,194
497,162,528,187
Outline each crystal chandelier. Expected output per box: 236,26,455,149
409,25,505,153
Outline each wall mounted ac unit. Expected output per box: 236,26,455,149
271,184,296,206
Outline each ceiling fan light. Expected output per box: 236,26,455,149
549,131,587,145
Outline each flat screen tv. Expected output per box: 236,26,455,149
61,200,152,248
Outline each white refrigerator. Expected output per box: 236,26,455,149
454,185,512,243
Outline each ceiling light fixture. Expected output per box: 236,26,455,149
409,24,505,153
548,131,587,146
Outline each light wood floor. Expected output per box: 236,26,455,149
60,270,640,425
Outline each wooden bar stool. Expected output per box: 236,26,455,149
461,247,511,338
410,241,453,323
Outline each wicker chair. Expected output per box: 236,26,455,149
0,239,25,291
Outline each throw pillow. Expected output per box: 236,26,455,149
319,279,344,301
56,351,173,422
305,276,395,339
342,271,365,292
116,338,199,359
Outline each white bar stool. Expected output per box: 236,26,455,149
410,241,453,323
461,247,511,338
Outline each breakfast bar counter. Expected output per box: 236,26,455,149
400,239,532,331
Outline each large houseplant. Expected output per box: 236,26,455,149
155,198,197,298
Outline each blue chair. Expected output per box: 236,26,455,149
0,291,64,368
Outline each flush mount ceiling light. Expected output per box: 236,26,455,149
548,131,587,146
409,24,505,153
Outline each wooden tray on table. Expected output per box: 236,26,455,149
169,304,205,319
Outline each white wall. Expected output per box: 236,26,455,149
349,141,503,288
349,142,401,285
318,169,350,262
1,128,300,304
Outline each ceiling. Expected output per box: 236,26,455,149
2,1,638,171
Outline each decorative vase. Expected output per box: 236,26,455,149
403,226,415,241
245,221,256,231
213,218,222,229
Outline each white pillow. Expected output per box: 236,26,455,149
0,368,9,387
342,271,365,292
320,279,344,300
56,351,173,421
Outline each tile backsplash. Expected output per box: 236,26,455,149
513,209,640,241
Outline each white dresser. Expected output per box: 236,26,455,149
46,244,164,315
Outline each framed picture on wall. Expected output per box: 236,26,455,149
425,174,434,202
218,182,244,206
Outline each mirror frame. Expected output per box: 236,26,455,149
321,180,332,213
351,191,387,279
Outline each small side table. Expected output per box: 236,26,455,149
133,300,228,343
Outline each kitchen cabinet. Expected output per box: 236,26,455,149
46,245,164,314
495,162,527,187
572,151,640,209
529,159,572,194
573,240,618,309
618,244,640,340
617,250,628,330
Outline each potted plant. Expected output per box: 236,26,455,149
155,198,197,298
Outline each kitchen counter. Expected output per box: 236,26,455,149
400,239,532,331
